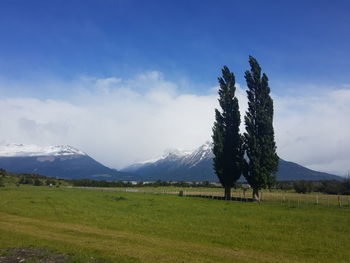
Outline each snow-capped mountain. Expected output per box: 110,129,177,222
1,142,341,182
122,142,217,182
122,142,341,182
0,143,126,180
181,141,213,167
0,144,86,157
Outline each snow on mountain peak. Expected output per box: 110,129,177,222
199,141,213,151
129,141,214,168
163,148,191,157
182,141,214,167
0,143,86,157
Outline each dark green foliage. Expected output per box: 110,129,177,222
212,66,243,199
278,179,350,195
0,176,4,187
0,169,7,186
320,178,350,195
33,178,43,186
136,181,144,187
0,169,63,186
243,56,279,200
70,179,218,188
71,179,130,187
19,176,34,185
275,181,294,191
293,181,313,194
45,179,57,186
342,176,350,195
0,168,7,176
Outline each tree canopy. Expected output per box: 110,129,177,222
243,56,279,200
212,66,243,200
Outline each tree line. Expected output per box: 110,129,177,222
2,168,349,196
0,168,62,187
213,56,278,201
70,179,218,188
277,179,350,195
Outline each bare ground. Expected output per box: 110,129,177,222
0,247,71,263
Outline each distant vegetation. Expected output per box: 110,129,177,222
70,179,218,188
277,179,350,195
0,168,65,187
1,168,349,196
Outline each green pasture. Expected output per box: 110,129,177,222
0,185,349,262
83,186,350,208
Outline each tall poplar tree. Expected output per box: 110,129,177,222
243,56,279,201
212,66,243,200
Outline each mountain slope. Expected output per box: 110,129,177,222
122,142,342,182
0,144,125,180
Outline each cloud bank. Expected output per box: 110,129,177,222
0,72,349,176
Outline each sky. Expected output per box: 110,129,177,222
0,0,349,175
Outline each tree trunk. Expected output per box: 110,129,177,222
224,186,231,200
252,188,260,202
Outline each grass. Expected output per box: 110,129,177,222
77,186,350,208
0,185,349,262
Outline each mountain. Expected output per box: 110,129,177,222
122,142,342,182
0,144,126,180
1,143,341,182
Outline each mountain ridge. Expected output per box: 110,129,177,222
0,143,86,157
0,143,342,182
0,143,127,180
122,142,342,182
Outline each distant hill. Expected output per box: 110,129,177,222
0,144,127,180
122,142,342,182
0,143,341,182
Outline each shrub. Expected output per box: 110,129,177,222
0,176,5,187
320,180,343,195
276,181,294,191
293,181,313,194
19,176,33,185
341,177,350,195
46,179,56,186
33,179,43,186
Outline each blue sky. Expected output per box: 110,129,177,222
0,0,349,175
1,0,349,96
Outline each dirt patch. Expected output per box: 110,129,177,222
0,247,71,263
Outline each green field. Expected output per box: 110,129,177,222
0,186,349,262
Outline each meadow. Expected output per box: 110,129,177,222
0,185,349,262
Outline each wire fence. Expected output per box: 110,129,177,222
69,186,350,209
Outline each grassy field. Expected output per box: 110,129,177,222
79,186,350,208
0,185,349,262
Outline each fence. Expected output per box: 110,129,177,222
69,186,350,209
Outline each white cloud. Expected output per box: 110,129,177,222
274,87,350,176
0,72,349,176
0,72,219,168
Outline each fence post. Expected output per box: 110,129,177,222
316,195,319,206
338,196,341,208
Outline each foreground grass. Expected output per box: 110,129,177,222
0,186,349,262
